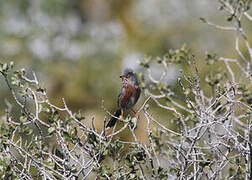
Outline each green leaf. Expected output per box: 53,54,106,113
62,131,71,139
199,161,211,168
74,112,85,121
36,87,45,93
199,17,206,23
144,104,150,110
48,127,56,134
20,116,27,123
227,15,233,21
157,167,168,179
49,111,60,123
0,63,3,72
44,158,54,168
9,61,14,69
2,63,8,72
71,167,77,173
55,148,64,159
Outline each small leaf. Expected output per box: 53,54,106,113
9,61,14,69
49,111,60,123
199,17,206,23
36,87,45,93
55,148,64,159
227,15,233,21
62,131,71,140
20,116,27,123
144,104,150,110
0,63,3,72
48,127,55,134
74,112,85,121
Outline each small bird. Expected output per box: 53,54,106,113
106,69,141,128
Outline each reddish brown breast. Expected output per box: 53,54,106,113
119,84,137,109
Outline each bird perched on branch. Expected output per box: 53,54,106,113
106,69,141,128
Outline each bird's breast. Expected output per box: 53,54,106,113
119,84,137,109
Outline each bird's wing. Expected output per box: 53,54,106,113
117,91,123,107
134,87,141,104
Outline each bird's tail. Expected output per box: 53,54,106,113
106,108,121,128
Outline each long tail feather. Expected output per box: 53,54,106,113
106,109,121,128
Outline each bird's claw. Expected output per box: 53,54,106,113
119,115,124,122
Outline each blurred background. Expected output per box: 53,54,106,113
0,0,251,142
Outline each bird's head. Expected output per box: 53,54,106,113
120,68,138,86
